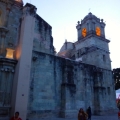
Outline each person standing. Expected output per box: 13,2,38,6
87,106,91,120
10,111,22,120
118,109,120,120
78,108,87,120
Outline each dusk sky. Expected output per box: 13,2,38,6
23,0,120,69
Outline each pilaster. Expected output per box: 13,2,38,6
93,67,105,115
11,3,37,120
0,27,8,57
0,58,17,119
60,62,77,118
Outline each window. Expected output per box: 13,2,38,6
107,87,110,95
103,55,106,62
77,52,79,58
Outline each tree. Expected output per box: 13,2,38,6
113,68,120,90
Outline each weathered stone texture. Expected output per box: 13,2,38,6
27,50,116,119
27,51,61,118
0,1,117,120
33,15,54,54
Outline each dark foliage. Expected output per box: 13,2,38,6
113,68,120,90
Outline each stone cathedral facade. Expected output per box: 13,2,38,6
0,0,117,120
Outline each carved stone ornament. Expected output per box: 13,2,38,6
0,27,8,38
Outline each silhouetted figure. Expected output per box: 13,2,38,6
10,111,22,120
87,106,91,120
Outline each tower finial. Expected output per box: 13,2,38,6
65,39,67,50
88,8,91,13
65,39,67,43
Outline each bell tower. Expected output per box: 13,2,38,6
77,12,106,39
76,12,111,70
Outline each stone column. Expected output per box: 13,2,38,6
0,68,5,105
0,27,8,56
0,58,17,118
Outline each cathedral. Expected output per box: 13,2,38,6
0,0,117,120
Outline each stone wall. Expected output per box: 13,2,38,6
27,50,116,119
27,51,63,119
6,4,22,48
33,14,54,55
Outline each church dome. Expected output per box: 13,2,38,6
81,12,100,24
84,12,98,20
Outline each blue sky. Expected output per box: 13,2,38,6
23,0,120,69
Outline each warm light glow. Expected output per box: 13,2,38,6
6,48,15,59
58,51,67,56
96,27,101,36
15,0,23,3
82,28,87,37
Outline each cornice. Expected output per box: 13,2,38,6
0,0,14,4
75,33,110,45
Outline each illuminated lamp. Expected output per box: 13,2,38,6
6,48,15,59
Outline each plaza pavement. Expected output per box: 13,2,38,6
0,113,118,120
40,113,118,120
